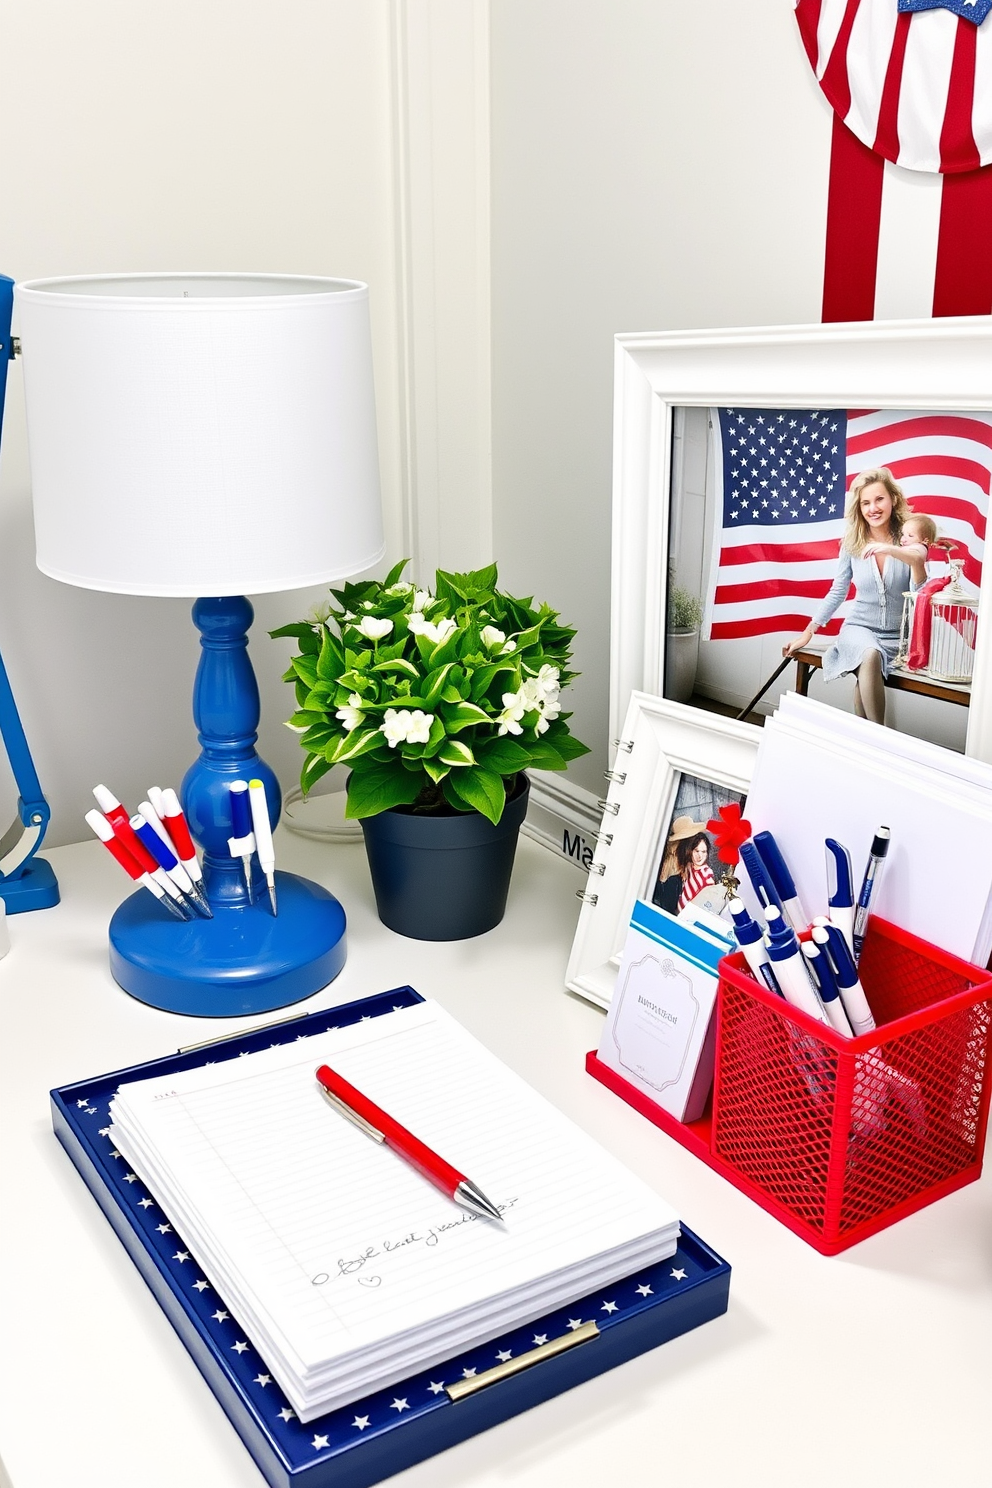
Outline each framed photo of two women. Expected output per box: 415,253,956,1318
610,318,992,765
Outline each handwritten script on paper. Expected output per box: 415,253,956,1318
311,1198,520,1287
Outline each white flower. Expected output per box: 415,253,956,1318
480,625,506,649
407,613,456,645
411,589,432,612
379,708,435,748
516,667,562,734
335,693,366,733
533,664,560,698
404,709,434,744
497,689,528,736
356,615,393,641
385,581,413,596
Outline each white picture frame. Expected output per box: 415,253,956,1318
565,692,760,1011
609,316,992,761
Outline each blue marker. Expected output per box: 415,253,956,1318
739,841,785,918
801,940,853,1037
825,838,855,954
129,814,197,918
853,827,890,963
753,831,808,932
815,923,876,1036
228,779,256,903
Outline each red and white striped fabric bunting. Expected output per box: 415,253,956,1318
797,0,992,173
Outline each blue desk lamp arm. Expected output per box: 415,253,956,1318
0,273,58,908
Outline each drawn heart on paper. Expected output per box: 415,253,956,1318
358,1275,382,1288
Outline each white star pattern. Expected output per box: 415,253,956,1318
670,1267,687,1281
173,1251,190,1263
156,1224,173,1234
138,1198,154,1209
390,1398,409,1412
311,1435,329,1450
254,1374,271,1387
232,1341,249,1354
601,1301,618,1314
635,1284,653,1297
212,1310,229,1323
192,1280,209,1292
353,1416,370,1430
99,1127,112,1137
532,1334,548,1347
495,1349,512,1362
566,1318,584,1331
428,1381,446,1394
278,1408,295,1422
461,1368,476,1379
122,1173,137,1183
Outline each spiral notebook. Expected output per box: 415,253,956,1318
109,1000,680,1423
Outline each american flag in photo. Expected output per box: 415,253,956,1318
708,408,989,642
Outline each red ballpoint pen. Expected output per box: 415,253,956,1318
314,1064,502,1221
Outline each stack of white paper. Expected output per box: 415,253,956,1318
743,693,992,964
110,1001,679,1422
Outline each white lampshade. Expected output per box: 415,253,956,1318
15,273,384,596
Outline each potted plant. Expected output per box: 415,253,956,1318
665,580,704,705
272,561,589,939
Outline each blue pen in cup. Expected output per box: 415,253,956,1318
728,898,780,995
739,841,785,918
801,940,853,1037
228,780,256,903
825,838,854,954
814,924,876,1036
753,830,808,932
853,827,890,962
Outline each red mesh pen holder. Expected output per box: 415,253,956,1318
586,916,992,1253
711,918,992,1252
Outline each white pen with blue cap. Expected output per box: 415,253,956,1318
825,838,855,954
801,939,854,1037
815,923,876,1036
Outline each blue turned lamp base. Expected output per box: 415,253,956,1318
108,594,348,1017
109,870,347,1017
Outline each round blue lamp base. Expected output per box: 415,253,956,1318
108,871,347,1017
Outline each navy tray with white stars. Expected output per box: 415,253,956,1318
51,987,731,1488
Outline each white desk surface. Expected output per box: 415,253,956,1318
1,831,990,1488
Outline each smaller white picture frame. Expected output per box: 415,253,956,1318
565,692,760,1011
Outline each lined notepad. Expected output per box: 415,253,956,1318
109,1001,679,1421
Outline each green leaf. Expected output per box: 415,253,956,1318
316,629,344,682
423,757,451,784
437,739,475,768
476,737,532,774
539,728,590,762
300,722,339,751
422,662,454,709
292,655,318,689
469,661,517,703
300,753,335,795
286,709,318,731
345,762,424,818
329,726,383,765
372,657,421,680
438,700,491,733
383,557,411,588
523,739,567,770
445,767,506,824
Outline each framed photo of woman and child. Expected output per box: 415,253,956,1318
562,321,992,1010
610,319,992,767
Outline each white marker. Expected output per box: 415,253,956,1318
248,779,278,916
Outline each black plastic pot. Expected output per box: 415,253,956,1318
359,775,530,940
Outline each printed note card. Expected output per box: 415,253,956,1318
598,900,735,1123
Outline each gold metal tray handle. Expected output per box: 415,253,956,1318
445,1321,600,1402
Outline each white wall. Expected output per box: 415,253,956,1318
489,0,837,793
0,0,404,846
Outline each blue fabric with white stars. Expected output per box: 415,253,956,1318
897,0,992,25
717,407,847,532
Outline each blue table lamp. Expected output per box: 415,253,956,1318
15,273,384,1016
